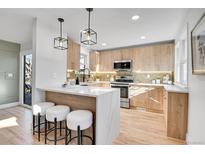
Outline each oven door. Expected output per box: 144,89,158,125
121,100,130,108
111,84,130,108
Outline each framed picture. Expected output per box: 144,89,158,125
191,12,205,74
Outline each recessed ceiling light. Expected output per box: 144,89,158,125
102,43,107,46
132,15,140,21
140,36,146,40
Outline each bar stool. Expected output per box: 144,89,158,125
65,110,95,145
32,102,55,141
45,105,70,145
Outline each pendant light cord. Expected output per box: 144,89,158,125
88,10,90,31
60,21,62,38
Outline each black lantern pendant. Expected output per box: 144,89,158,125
54,18,68,50
80,8,97,45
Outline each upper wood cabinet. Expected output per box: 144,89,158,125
67,40,80,70
95,42,175,72
99,50,122,71
89,51,100,71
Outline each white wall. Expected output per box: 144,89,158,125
32,18,67,104
176,9,205,144
20,42,32,52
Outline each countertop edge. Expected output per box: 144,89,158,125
37,86,119,98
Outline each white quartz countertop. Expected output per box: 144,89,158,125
82,81,188,93
130,83,188,93
163,85,188,93
37,85,118,97
130,83,165,87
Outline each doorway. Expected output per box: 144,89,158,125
23,54,32,106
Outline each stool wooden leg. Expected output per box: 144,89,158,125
65,121,67,145
54,118,57,145
33,115,35,135
77,125,81,145
45,118,47,144
60,121,62,136
38,113,40,142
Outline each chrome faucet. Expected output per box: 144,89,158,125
79,65,90,82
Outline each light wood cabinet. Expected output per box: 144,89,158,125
130,86,188,140
163,89,168,128
67,40,80,70
89,82,110,87
95,42,174,72
164,91,188,140
99,50,122,71
130,86,164,113
130,90,148,108
90,51,100,71
147,87,164,112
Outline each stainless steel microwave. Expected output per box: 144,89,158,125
113,60,132,70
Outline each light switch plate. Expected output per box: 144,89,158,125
5,72,14,80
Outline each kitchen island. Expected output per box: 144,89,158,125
38,85,120,145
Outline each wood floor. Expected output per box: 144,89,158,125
0,106,185,145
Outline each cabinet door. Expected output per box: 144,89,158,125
130,86,149,108
99,51,115,71
90,51,99,71
121,48,133,60
67,40,73,70
167,92,188,140
98,50,123,72
67,40,80,70
163,89,168,128
99,51,106,71
147,87,163,113
159,43,175,71
73,41,80,70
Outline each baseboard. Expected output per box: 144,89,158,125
20,104,32,109
186,133,191,144
186,133,205,144
0,102,20,109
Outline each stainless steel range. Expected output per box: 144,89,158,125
111,76,133,108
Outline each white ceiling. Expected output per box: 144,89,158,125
0,8,188,50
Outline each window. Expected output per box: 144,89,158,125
175,26,188,87
80,53,88,69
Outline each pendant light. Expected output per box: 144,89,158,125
80,8,97,45
54,18,68,50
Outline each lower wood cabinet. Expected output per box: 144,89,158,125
147,87,163,113
130,86,164,113
164,91,188,140
89,82,110,88
130,85,188,140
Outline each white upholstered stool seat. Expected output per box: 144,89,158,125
32,102,55,116
46,105,70,122
32,102,55,142
66,110,93,131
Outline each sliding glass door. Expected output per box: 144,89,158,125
23,54,32,106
